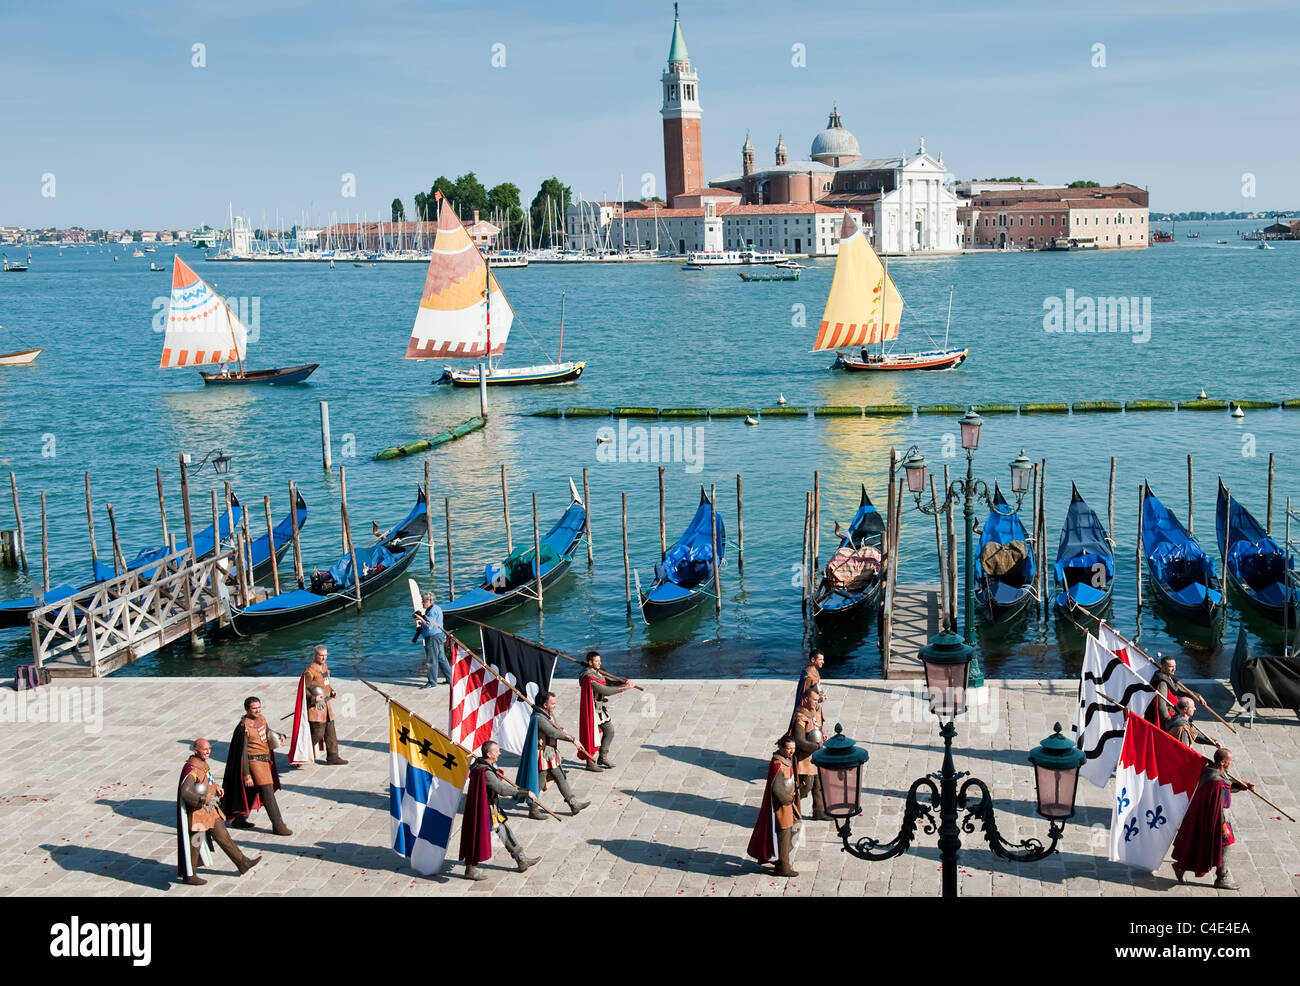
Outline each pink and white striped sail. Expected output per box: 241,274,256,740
160,257,247,368
405,195,513,360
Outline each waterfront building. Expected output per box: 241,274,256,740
957,183,1150,249
661,4,703,206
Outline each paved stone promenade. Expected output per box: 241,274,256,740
0,676,1296,897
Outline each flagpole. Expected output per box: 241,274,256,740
360,677,475,759
464,619,644,690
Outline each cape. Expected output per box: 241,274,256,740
220,716,281,817
459,764,494,866
745,757,781,864
176,759,213,878
1171,769,1231,877
288,673,316,766
577,673,602,763
515,714,542,797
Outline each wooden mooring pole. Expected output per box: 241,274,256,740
10,471,27,570
582,467,593,566
1187,454,1194,537
209,491,220,560
179,453,195,556
1108,456,1116,542
658,466,666,560
710,483,721,616
289,481,305,589
155,467,170,546
444,497,455,601
40,491,49,593
621,491,630,610
812,470,821,574
930,474,945,616
801,491,811,618
1267,452,1275,534
263,495,281,596
1136,484,1145,612
84,471,99,571
424,461,435,575
532,492,543,613
106,503,126,575
501,464,513,552
340,465,361,611
320,401,333,472
736,473,745,574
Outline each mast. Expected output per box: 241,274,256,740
484,252,492,371
558,291,566,362
224,298,247,377
944,285,954,349
880,251,888,359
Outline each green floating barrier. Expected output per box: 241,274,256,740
428,431,455,447
530,408,563,418
452,416,486,438
1179,400,1230,411
1232,399,1280,410
374,447,403,461
659,408,709,418
974,403,1018,414
710,407,757,418
1020,402,1069,414
612,406,659,418
1071,401,1123,413
916,404,966,415
1284,399,1300,409
1124,400,1176,411
813,405,862,416
565,407,611,418
862,404,914,416
761,406,808,416
401,439,434,455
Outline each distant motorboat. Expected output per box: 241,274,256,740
2,255,29,272
1258,240,1274,250
149,262,166,271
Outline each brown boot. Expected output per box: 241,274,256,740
236,854,262,875
182,875,207,886
567,798,590,816
464,865,488,882
774,827,799,878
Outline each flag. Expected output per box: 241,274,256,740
1074,633,1156,787
389,701,470,876
288,673,316,766
479,627,555,753
1109,712,1208,872
1098,620,1154,674
449,628,555,756
448,638,514,755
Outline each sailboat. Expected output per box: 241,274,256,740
407,192,585,387
0,323,41,365
161,257,319,385
815,213,968,372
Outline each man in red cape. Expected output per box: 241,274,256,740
1171,746,1254,890
578,651,634,771
747,735,800,877
459,739,539,881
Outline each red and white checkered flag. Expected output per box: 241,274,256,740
448,638,515,755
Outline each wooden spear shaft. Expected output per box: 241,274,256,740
462,619,643,689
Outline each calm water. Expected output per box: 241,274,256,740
1,221,1297,682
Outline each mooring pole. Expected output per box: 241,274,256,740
501,464,513,552
179,452,195,556
710,483,721,616
736,473,745,574
532,491,543,613
1187,454,1194,537
39,491,49,593
424,460,435,575
621,491,630,611
155,467,170,546
263,495,280,596
9,472,27,570
289,481,305,589
1136,484,1145,612
320,401,332,472
84,471,99,570
1267,452,1275,534
658,465,666,560
1108,456,1117,544
444,497,455,601
582,467,593,566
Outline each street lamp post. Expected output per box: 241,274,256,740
811,633,1087,898
902,408,1033,688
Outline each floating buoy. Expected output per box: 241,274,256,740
1198,388,1207,400
777,393,787,405
596,434,613,444
1231,404,1245,418
744,415,758,426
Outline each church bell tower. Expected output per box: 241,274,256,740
661,4,702,205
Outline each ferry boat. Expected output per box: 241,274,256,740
484,250,529,268
683,248,785,266
1151,229,1174,243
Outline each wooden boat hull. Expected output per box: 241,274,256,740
813,579,884,626
836,348,968,372
0,348,42,366
199,363,319,385
811,487,885,629
1142,484,1223,626
975,486,1035,623
639,583,711,623
1052,485,1115,618
638,489,723,624
1217,481,1300,626
441,361,586,387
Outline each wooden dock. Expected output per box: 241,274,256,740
884,583,942,679
29,548,241,678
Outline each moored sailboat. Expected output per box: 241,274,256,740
161,257,318,385
813,212,967,372
0,323,41,365
406,192,585,387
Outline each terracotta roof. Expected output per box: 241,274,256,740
620,202,854,221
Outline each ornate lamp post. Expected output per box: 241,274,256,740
902,408,1033,687
811,634,1087,898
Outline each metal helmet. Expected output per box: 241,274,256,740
310,686,326,700
268,729,283,750
772,773,796,806
808,727,824,745
182,781,207,809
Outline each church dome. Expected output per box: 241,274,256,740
810,106,859,164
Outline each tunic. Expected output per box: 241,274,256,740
243,714,274,786
792,707,824,777
303,662,334,724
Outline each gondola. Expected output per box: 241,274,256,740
199,363,320,386
442,482,587,629
1052,484,1114,617
229,489,426,636
1229,626,1300,715
0,498,252,629
811,486,885,627
975,485,1035,621
1141,483,1223,625
1216,479,1299,626
639,488,724,623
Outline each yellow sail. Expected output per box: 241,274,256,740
813,212,902,351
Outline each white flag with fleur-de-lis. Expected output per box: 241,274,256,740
1109,712,1208,872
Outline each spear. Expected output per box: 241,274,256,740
463,619,643,690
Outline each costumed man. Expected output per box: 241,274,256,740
293,644,347,765
460,739,541,881
578,650,635,772
792,688,829,820
1166,697,1218,749
794,650,827,711
518,691,591,818
177,738,261,886
414,591,450,687
1146,655,1181,731
222,696,293,836
746,735,800,878
1171,747,1255,890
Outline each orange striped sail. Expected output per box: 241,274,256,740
160,257,247,368
405,195,514,360
812,213,903,351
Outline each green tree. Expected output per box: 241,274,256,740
486,182,522,245
1067,180,1101,188
391,198,406,222
414,192,429,221
529,177,572,248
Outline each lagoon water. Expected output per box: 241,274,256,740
1,220,1297,683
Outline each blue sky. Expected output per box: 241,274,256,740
2,0,1296,227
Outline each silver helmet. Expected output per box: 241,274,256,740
808,727,824,745
772,773,796,805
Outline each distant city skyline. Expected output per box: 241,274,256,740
2,0,1296,227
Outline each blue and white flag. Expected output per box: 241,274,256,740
1109,712,1206,872
389,701,471,875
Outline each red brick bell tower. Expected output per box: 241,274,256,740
661,4,702,206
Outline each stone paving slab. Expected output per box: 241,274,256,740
0,676,1296,897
